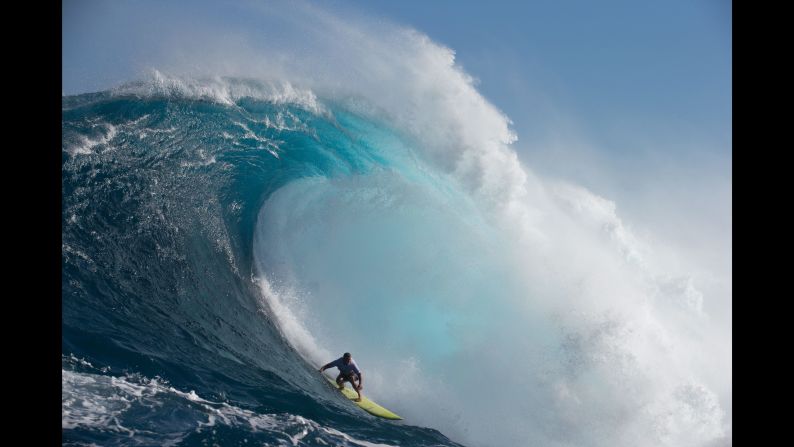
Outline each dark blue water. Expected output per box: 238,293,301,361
62,84,464,446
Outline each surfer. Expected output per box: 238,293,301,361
319,352,364,401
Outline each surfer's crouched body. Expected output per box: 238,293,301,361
319,352,364,401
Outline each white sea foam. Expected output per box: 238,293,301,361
64,114,162,156
253,276,333,367
66,122,118,155
113,70,329,117
231,120,283,157
62,368,396,447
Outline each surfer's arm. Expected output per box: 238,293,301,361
319,358,340,372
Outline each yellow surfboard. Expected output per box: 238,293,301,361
324,376,402,420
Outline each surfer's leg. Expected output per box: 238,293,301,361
336,374,345,390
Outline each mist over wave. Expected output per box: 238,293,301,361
63,2,730,446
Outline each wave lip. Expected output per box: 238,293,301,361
112,70,330,117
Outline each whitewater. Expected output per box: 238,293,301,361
62,4,730,447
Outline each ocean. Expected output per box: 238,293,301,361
62,71,728,447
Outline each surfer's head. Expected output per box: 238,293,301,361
343,352,351,363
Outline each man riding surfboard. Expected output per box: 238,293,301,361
319,352,364,402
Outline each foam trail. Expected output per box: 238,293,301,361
254,276,333,367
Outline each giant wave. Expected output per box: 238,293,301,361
62,5,730,446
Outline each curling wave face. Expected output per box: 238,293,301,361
62,82,466,446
